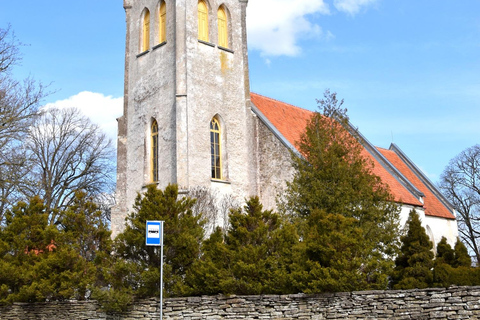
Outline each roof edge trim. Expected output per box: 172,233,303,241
250,102,301,157
342,118,425,200
389,143,456,218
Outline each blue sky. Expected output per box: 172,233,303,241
1,0,479,183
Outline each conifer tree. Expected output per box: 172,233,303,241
434,238,475,287
112,184,204,298
453,238,471,268
433,237,455,287
189,197,301,295
0,194,112,304
283,89,400,292
393,209,434,289
0,197,58,303
436,237,455,265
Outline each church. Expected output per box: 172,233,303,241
111,0,458,249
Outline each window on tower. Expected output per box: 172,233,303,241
142,8,151,52
217,6,228,48
198,0,209,42
159,1,166,44
210,118,222,180
151,119,159,182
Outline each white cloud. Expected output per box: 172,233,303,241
247,0,330,57
333,0,379,16
42,91,123,143
246,0,379,57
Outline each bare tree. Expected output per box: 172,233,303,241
0,25,45,222
189,186,218,234
440,144,480,263
217,193,240,231
189,187,241,234
24,107,115,224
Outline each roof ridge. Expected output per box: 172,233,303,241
376,146,393,152
251,92,315,114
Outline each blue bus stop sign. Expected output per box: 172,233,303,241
146,221,163,246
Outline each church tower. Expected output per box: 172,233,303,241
112,0,257,236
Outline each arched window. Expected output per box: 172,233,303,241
210,118,221,179
217,6,228,48
142,9,151,52
159,1,167,43
151,120,159,182
198,0,209,42
426,225,436,251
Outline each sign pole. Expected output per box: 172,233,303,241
160,223,164,320
146,221,164,320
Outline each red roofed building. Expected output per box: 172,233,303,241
250,93,458,248
112,0,457,248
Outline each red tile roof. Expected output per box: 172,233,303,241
360,148,423,207
251,93,312,149
377,148,455,219
250,92,455,220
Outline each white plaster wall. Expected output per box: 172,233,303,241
424,215,458,249
398,204,458,250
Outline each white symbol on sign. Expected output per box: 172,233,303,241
148,224,160,238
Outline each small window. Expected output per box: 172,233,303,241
198,0,209,42
210,118,221,179
151,120,159,182
142,9,151,52
217,6,228,48
159,2,166,43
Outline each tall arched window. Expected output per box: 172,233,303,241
159,1,167,43
142,9,151,52
198,0,209,42
210,118,221,179
151,120,159,182
217,6,228,48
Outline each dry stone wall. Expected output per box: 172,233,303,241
2,287,480,319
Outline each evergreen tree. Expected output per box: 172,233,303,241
189,197,301,295
393,209,434,289
112,184,204,298
0,194,112,304
436,237,455,265
453,238,471,267
433,237,455,287
0,197,58,303
283,89,400,292
300,208,393,292
434,237,476,287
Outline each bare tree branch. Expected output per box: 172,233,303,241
24,107,115,224
0,26,45,223
440,144,480,263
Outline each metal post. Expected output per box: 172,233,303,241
146,220,164,320
160,222,164,320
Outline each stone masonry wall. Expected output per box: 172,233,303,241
2,287,480,319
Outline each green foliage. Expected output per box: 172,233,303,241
393,209,434,289
436,237,455,265
282,89,400,292
298,208,393,292
0,193,112,304
433,238,476,287
113,184,204,299
58,191,113,262
453,238,471,267
188,197,301,295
